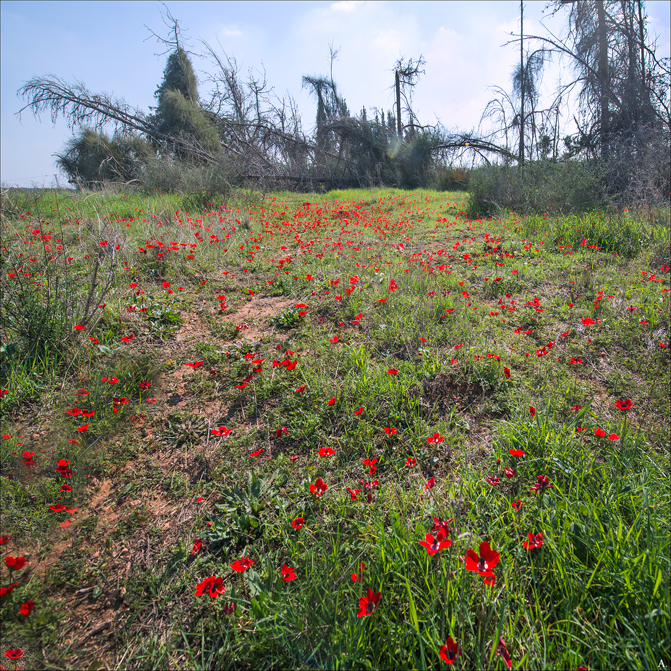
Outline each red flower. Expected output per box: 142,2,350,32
529,406,536,417
346,487,361,501
281,564,297,581
405,457,416,467
387,368,399,375
5,556,26,571
74,324,84,331
76,423,89,432
509,448,525,457
4,649,23,660
192,540,203,554
419,531,452,555
431,516,453,536
427,432,443,444
353,407,364,415
439,636,460,665
211,426,233,436
195,575,226,597
139,381,151,390
0,582,19,598
327,397,336,406
19,600,35,616
318,447,335,457
503,367,511,379
295,385,308,393
511,500,523,510
465,541,500,576
276,427,289,437
388,279,398,292
615,399,633,410
504,467,515,478
571,405,583,412
185,361,204,368
222,602,236,614
608,432,620,441
486,476,501,486
523,532,543,549
0,536,9,545
310,478,328,497
384,427,397,435
292,517,304,529
229,557,254,572
249,448,264,457
594,428,606,437
357,588,381,617
425,476,435,490
495,637,512,669
49,504,66,512
581,317,596,325
530,475,554,493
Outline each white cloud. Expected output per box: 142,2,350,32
220,26,243,37
331,1,364,13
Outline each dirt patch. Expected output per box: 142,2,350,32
221,295,295,342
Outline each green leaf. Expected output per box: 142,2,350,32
653,568,663,597
402,574,419,634
247,569,263,598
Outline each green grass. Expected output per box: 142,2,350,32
0,186,669,670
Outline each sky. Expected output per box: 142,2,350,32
1,0,669,187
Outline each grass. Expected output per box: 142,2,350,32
0,185,669,670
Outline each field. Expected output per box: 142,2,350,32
0,186,669,670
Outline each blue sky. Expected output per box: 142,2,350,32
2,1,669,187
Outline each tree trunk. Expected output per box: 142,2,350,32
519,0,525,167
637,0,646,90
395,70,402,138
597,0,609,158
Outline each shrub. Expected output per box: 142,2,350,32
55,128,154,189
466,160,606,218
140,156,232,207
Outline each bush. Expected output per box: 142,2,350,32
429,165,470,192
55,128,154,189
140,156,233,208
466,160,606,218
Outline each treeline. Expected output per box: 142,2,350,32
17,2,670,212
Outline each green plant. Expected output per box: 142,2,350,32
160,412,208,448
146,302,183,339
270,307,304,330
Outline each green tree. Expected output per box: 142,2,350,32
153,48,220,157
155,47,198,106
